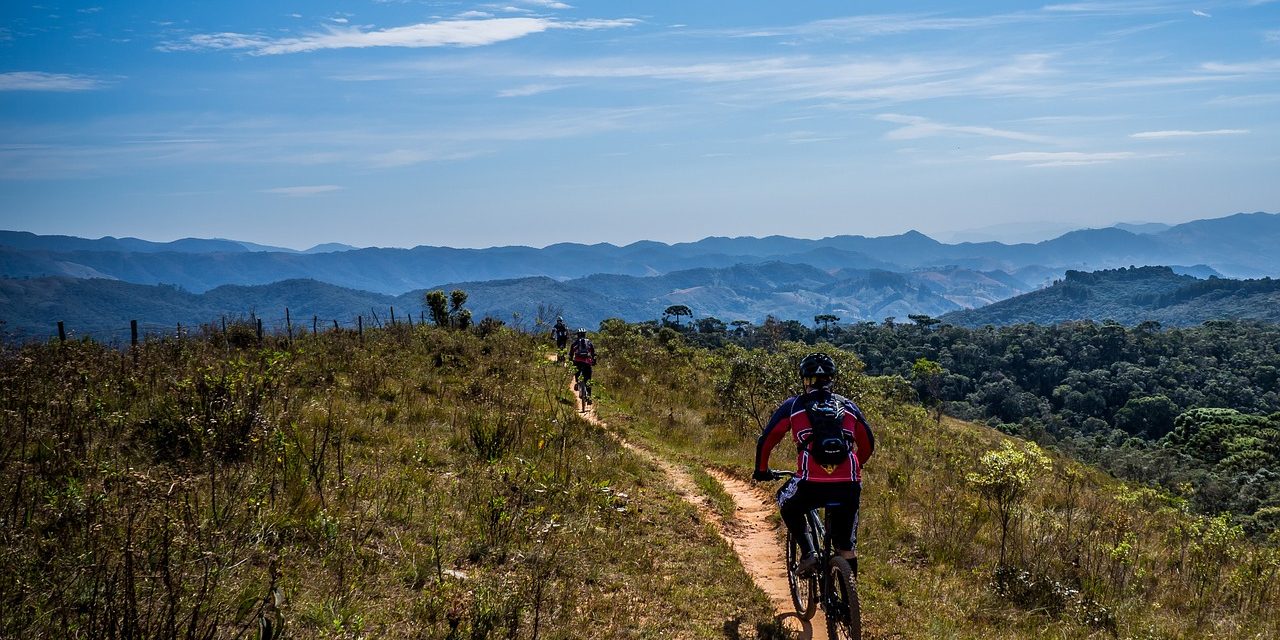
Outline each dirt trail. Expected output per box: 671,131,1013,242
565,371,829,638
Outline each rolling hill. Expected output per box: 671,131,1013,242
2,261,1031,341
3,212,1277,296
942,266,1280,327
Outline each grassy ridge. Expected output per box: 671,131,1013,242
594,321,1280,639
0,324,774,638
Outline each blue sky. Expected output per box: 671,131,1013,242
1,1,1278,249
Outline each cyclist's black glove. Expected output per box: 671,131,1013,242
752,469,776,482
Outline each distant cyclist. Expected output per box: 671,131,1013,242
753,352,875,576
569,328,596,393
553,316,570,351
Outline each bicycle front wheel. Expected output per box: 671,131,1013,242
785,531,817,620
824,556,861,640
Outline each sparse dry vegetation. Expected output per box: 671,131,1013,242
4,315,1278,639
595,321,1280,639
0,321,773,638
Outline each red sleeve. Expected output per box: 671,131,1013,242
754,399,795,472
852,416,874,466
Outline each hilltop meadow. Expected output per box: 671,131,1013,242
2,313,1277,639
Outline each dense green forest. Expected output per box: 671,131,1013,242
671,314,1280,535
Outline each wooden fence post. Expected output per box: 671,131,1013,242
333,319,339,332
256,318,263,341
313,315,318,336
286,307,293,340
57,321,66,342
358,315,363,339
390,306,396,326
131,319,138,347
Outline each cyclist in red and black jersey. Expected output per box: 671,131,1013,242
753,352,875,575
569,328,596,391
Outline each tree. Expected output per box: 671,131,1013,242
1114,395,1179,438
908,314,941,329
696,316,727,334
449,289,472,329
424,290,450,327
423,288,472,329
967,441,1052,564
911,357,946,424
662,304,693,327
814,314,840,336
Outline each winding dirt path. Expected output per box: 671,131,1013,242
564,369,830,638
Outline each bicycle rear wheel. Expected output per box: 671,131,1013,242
785,531,817,620
824,557,861,640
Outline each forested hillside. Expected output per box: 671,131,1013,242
4,312,1277,638
683,316,1280,534
594,322,1278,638
944,266,1280,327
1,262,1030,340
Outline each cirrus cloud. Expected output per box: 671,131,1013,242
260,185,344,196
159,17,640,55
877,113,1056,143
988,151,1149,167
1130,129,1248,138
0,71,110,91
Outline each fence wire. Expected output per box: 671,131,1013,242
4,306,435,347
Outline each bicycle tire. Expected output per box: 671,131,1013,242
824,557,861,640
785,531,817,620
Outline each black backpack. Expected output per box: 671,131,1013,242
798,395,852,468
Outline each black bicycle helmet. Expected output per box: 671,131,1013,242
576,328,587,336
798,352,837,379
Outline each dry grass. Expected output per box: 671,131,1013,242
0,324,776,639
595,323,1280,639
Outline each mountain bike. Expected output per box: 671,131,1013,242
574,366,592,410
770,470,861,640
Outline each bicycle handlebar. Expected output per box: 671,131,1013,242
766,469,796,480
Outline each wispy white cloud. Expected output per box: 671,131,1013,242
160,17,639,55
1207,92,1280,105
877,114,1056,143
158,32,271,52
1130,128,1247,138
727,12,1038,39
1265,29,1280,43
1192,9,1211,17
988,150,1161,167
1200,59,1280,73
521,0,572,9
0,106,655,179
496,83,564,97
1103,19,1179,38
0,71,109,91
1042,2,1187,15
260,185,344,196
